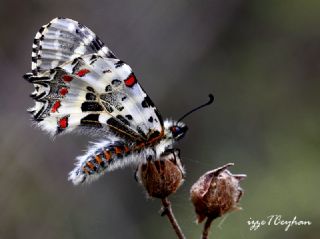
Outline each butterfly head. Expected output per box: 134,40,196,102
164,120,188,141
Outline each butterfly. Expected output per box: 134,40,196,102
24,18,213,185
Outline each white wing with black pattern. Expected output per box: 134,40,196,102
31,17,116,75
25,18,163,142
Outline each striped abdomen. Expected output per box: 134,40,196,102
82,142,131,176
68,139,160,185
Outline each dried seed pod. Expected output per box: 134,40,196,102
190,163,246,223
136,149,185,199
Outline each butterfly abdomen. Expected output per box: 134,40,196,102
82,143,130,174
69,140,135,184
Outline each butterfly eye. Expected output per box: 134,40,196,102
171,126,181,136
171,125,188,140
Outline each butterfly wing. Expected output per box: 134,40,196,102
31,17,116,75
26,18,163,142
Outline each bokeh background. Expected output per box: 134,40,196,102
0,0,319,238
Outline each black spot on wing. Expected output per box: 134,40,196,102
148,117,154,123
100,93,116,113
105,104,114,113
141,96,155,108
90,55,97,60
80,114,102,128
114,60,125,68
30,91,46,100
122,96,127,101
125,115,133,120
105,85,112,92
148,130,161,141
71,58,79,65
38,26,45,34
106,51,116,59
141,100,148,108
81,102,103,112
90,37,104,52
111,79,121,87
96,38,104,46
86,93,96,100
106,118,137,139
33,103,46,121
116,115,130,126
26,76,50,83
154,109,164,126
72,58,82,74
103,69,111,73
137,126,147,139
116,105,124,111
33,38,39,45
87,86,95,92
89,54,98,65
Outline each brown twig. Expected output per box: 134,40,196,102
202,217,214,239
161,197,186,239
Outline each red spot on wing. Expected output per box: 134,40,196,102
59,87,68,96
76,69,90,77
58,116,68,129
62,75,73,82
51,101,61,113
124,74,137,87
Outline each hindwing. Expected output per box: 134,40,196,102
31,17,116,75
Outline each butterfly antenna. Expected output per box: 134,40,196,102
177,94,214,123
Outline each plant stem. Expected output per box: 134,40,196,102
202,217,214,239
161,197,186,239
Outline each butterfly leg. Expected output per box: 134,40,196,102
161,148,185,178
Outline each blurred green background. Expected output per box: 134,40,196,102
0,0,319,238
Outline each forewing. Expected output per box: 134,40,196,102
26,54,163,141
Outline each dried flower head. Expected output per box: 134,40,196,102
136,149,185,199
190,163,246,223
